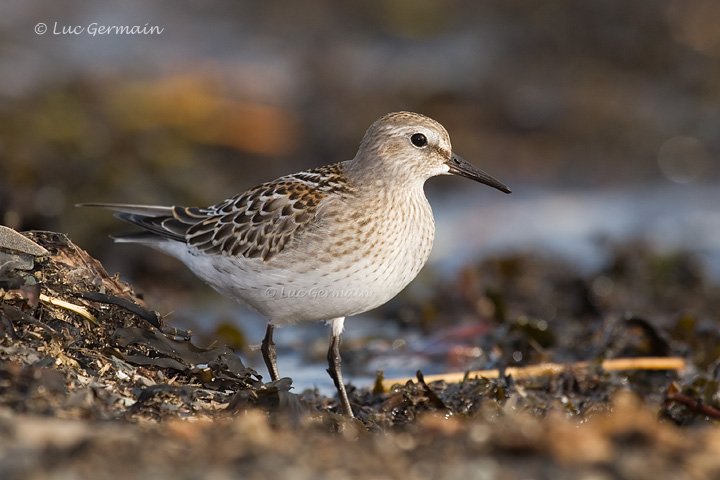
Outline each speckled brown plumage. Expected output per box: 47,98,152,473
150,163,353,261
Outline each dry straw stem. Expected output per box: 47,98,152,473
381,357,687,391
39,293,99,325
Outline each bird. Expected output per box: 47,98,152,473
81,111,510,417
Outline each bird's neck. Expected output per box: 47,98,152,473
343,160,428,200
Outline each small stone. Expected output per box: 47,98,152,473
0,226,49,257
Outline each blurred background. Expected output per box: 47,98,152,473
1,0,718,388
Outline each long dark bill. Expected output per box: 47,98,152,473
447,154,511,194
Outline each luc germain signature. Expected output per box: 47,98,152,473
35,22,164,36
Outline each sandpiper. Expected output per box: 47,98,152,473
82,111,510,417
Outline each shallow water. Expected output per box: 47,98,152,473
432,181,720,279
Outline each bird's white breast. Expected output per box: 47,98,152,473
166,186,436,326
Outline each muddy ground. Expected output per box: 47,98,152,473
1,228,720,479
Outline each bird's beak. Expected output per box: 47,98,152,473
447,154,511,194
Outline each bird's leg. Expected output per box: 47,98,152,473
326,317,353,417
261,324,280,382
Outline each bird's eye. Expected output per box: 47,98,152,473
410,133,427,148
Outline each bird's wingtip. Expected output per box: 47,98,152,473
75,203,174,216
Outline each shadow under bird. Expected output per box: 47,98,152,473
80,111,510,417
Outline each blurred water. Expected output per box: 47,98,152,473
432,181,720,280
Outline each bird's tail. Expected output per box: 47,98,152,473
77,203,199,244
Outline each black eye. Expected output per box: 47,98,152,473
410,133,427,148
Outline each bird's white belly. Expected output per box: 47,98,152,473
185,240,427,325
160,197,435,325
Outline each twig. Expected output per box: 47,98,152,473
665,391,720,420
39,293,99,325
380,356,686,391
